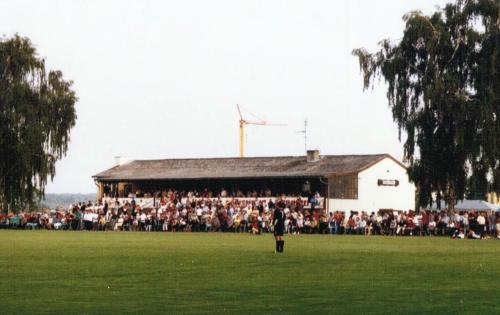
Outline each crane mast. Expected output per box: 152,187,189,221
236,104,286,158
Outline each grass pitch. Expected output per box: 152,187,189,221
1,231,499,314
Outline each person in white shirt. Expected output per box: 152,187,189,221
115,215,124,231
83,210,93,230
196,207,203,217
92,212,99,230
477,213,486,225
414,214,421,235
296,213,304,234
468,230,482,239
462,213,469,234
477,213,486,237
136,212,144,231
428,219,436,235
162,213,169,231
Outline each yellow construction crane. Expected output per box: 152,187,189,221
237,104,286,158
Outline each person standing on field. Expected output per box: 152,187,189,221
273,200,286,253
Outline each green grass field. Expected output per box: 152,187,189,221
1,231,499,315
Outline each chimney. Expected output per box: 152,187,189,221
114,156,129,166
306,150,320,162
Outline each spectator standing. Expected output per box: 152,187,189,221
477,213,486,237
83,210,93,231
422,211,430,236
488,212,497,236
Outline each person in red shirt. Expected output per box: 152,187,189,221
422,210,430,236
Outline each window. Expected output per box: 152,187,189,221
329,175,358,199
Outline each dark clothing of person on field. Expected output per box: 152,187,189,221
273,207,285,236
273,202,285,253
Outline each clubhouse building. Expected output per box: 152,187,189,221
93,150,416,213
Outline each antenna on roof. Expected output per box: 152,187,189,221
296,119,308,152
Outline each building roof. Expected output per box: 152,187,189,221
93,154,405,181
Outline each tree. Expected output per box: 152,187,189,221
0,35,77,212
353,0,499,208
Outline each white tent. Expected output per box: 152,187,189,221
429,199,500,211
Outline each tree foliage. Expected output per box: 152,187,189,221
353,0,500,207
0,35,77,211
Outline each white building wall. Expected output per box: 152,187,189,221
327,157,415,214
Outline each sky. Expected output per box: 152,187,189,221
0,0,450,194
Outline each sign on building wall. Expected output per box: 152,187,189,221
377,179,399,187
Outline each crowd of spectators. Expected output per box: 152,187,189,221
1,189,500,239
342,210,500,239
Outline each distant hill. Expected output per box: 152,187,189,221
41,193,96,209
